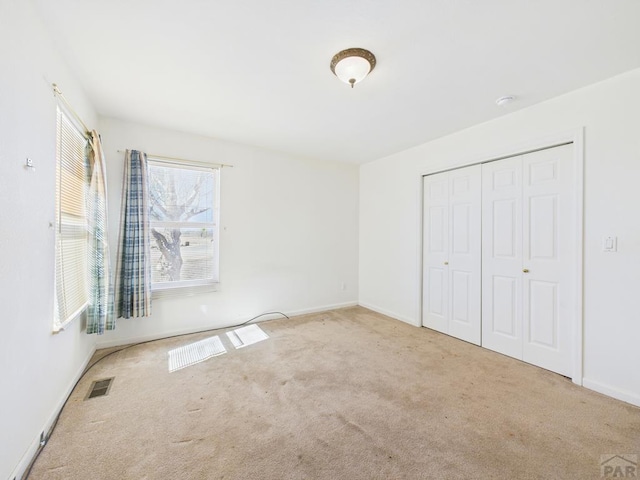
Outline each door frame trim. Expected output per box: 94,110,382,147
417,128,584,385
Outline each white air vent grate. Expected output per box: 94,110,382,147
168,336,226,372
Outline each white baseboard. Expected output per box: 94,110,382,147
96,326,224,349
358,302,420,327
9,345,97,480
95,301,360,349
286,301,358,318
582,378,640,408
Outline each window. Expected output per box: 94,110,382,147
148,159,220,292
54,107,89,331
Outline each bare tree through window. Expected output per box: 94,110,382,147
148,161,218,286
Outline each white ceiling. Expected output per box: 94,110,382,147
32,0,640,164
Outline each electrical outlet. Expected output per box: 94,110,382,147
341,282,347,291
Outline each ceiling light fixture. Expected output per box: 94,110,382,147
330,48,376,88
495,95,516,106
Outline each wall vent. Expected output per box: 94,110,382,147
85,377,114,400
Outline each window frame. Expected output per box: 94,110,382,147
147,157,221,297
53,106,90,332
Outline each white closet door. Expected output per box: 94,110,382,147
423,165,481,345
422,172,449,334
482,144,575,376
481,156,523,358
447,166,482,345
522,144,573,376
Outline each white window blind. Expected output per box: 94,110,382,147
54,107,89,331
148,159,220,292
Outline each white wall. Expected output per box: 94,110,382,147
0,1,99,478
360,68,640,406
96,118,359,347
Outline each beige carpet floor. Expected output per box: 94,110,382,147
29,307,639,479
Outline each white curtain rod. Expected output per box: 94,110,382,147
117,150,233,169
52,83,91,135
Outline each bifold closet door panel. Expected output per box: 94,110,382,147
422,165,481,345
481,144,575,376
481,156,523,359
422,172,449,334
447,165,481,345
521,144,574,377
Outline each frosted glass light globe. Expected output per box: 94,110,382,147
334,56,372,87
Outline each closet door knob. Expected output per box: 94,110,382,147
523,268,529,273
444,261,449,265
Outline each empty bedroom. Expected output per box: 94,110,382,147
1,1,639,479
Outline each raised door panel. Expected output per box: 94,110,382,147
426,267,446,319
451,270,470,324
428,206,447,254
492,199,518,258
528,280,558,348
491,275,519,337
528,195,557,259
451,203,471,254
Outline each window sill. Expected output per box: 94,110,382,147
53,301,88,333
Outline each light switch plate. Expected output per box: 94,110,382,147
602,236,617,252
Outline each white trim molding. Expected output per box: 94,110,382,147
359,302,420,327
583,378,640,408
96,301,359,349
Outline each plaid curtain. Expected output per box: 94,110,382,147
115,149,152,318
86,131,115,334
